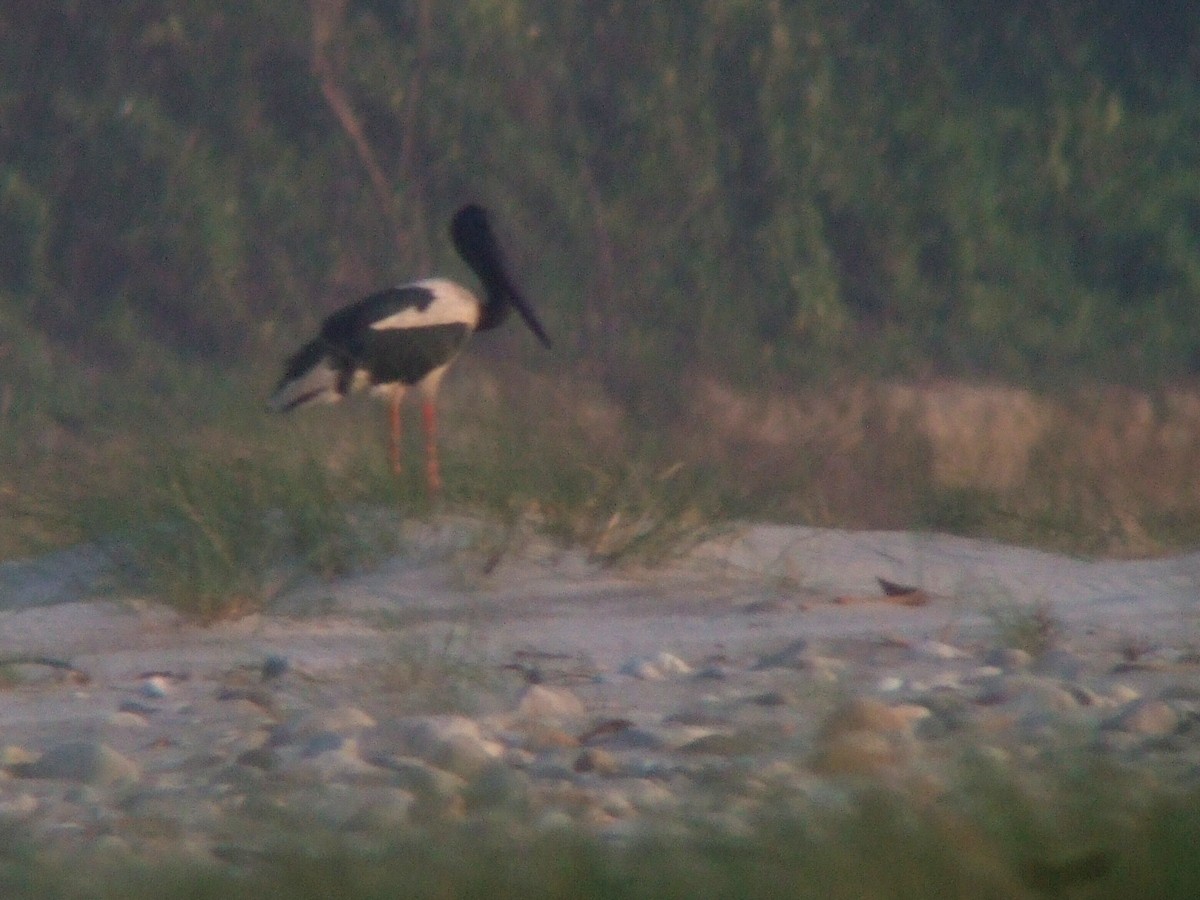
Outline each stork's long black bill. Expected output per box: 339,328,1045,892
452,203,552,348
510,289,552,348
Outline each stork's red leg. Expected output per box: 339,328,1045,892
421,397,442,493
389,390,404,474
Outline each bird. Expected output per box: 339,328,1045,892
268,203,552,493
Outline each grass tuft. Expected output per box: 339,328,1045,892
3,759,1200,899
372,625,502,714
109,456,280,622
972,580,1064,658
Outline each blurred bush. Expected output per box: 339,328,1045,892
0,0,1196,382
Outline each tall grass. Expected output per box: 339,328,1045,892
3,759,1199,899
4,337,1200,624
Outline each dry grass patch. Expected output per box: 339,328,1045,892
688,375,1200,555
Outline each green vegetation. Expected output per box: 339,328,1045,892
2,760,1198,899
976,585,1064,658
3,2,1197,380
1,1,1199,587
3,8,1199,893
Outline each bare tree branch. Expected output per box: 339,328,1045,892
309,0,406,256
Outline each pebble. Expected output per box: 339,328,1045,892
677,730,766,756
916,640,969,661
343,787,415,830
377,715,503,778
877,675,905,693
619,652,693,680
366,754,465,821
573,747,619,775
105,711,149,728
509,722,579,751
463,761,532,813
983,647,1033,671
261,655,290,681
1034,649,1087,680
1104,698,1179,735
516,685,586,721
819,697,920,737
0,792,38,820
13,741,141,787
288,738,393,785
139,675,173,699
2,578,1200,864
272,706,377,746
754,639,809,669
810,730,905,776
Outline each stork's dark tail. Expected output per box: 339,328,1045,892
267,339,344,412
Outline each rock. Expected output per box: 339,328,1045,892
573,747,619,775
619,657,663,680
808,697,920,776
261,655,290,680
810,730,904,776
14,742,140,787
653,652,693,676
916,640,969,661
678,731,766,757
751,689,795,707
372,754,465,795
1064,684,1102,707
1033,650,1086,680
378,715,502,778
510,722,579,751
975,674,1081,712
105,711,149,728
984,647,1032,672
588,724,712,752
1104,699,1179,736
1109,684,1141,705
624,778,678,813
877,675,905,693
0,792,38,822
537,809,576,831
367,754,466,822
2,745,39,767
284,737,393,785
819,697,920,738
295,784,379,830
215,687,278,717
619,652,693,680
120,788,222,834
118,700,159,716
754,639,809,669
463,761,532,813
236,747,279,771
915,692,973,736
343,787,415,831
516,685,586,721
271,706,377,746
139,675,173,698
693,663,733,680
300,731,350,756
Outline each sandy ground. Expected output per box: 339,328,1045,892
2,522,1198,737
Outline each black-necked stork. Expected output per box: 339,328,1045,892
268,204,551,492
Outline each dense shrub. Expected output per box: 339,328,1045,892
0,0,1197,381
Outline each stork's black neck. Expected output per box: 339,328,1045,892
451,204,514,332
449,204,552,347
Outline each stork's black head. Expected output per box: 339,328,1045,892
450,204,551,348
450,204,495,268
